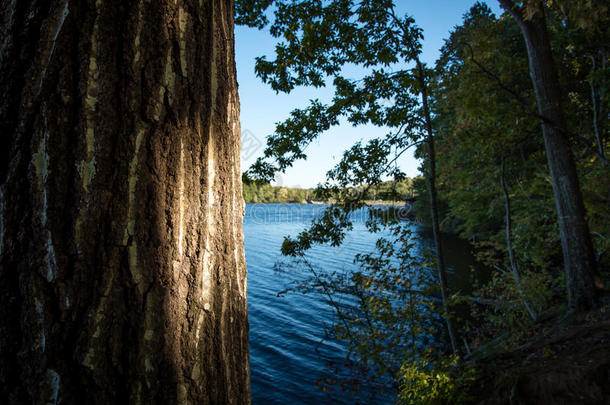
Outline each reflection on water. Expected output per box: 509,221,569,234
245,203,484,404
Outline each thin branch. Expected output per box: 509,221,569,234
298,255,355,341
501,157,538,321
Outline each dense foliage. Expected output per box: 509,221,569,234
429,2,609,270
236,0,609,402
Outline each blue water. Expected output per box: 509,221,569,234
244,203,480,404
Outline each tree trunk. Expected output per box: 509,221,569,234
589,50,607,167
417,61,459,355
500,157,537,321
0,1,249,404
499,0,599,311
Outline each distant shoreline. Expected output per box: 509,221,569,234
245,200,406,207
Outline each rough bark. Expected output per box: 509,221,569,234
0,1,249,404
499,0,599,311
417,61,459,355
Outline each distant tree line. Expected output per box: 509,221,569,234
242,175,416,203
242,175,312,203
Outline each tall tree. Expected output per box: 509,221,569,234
416,59,459,354
0,1,249,403
498,0,599,310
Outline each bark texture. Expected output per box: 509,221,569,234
0,1,249,404
499,0,598,310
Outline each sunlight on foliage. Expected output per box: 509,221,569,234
398,355,477,405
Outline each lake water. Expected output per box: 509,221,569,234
244,203,481,404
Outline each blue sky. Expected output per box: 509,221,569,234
236,1,504,188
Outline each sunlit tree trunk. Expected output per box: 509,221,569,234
0,0,249,403
499,0,599,310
